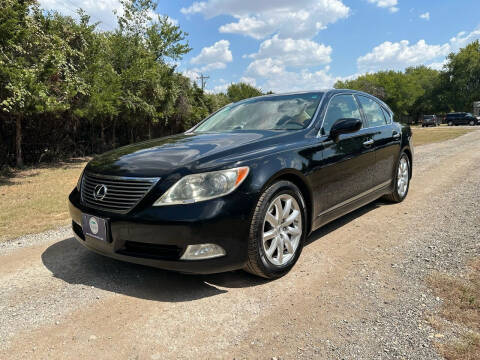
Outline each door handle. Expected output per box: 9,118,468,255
363,139,374,147
392,131,401,139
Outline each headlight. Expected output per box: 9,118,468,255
154,166,249,206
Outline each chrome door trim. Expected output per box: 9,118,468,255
317,180,391,217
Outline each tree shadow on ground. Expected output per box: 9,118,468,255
0,157,88,185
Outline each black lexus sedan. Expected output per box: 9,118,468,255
69,89,413,279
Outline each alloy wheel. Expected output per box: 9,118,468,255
397,156,409,198
262,194,302,266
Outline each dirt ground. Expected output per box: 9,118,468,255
0,129,479,359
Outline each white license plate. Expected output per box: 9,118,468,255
81,214,108,242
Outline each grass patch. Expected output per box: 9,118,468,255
411,126,475,147
0,159,87,242
427,258,480,360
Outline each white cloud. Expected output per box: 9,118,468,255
245,57,335,92
190,40,233,72
39,0,122,30
427,60,447,71
419,12,430,21
182,69,200,82
261,67,335,93
38,0,178,31
246,58,286,78
449,28,480,50
181,0,350,39
357,27,480,73
367,0,399,13
246,35,332,68
239,77,257,86
207,83,230,94
357,40,450,72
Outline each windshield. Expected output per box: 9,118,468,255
194,93,323,132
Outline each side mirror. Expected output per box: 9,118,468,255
330,118,362,140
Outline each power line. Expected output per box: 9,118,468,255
197,73,209,91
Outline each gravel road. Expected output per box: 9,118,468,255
1,129,480,360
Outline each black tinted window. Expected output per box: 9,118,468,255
358,96,387,127
322,94,361,134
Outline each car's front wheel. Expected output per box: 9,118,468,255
469,120,475,126
448,121,453,126
244,180,306,279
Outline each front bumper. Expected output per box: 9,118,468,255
68,189,256,274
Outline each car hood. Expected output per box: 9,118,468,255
86,130,297,177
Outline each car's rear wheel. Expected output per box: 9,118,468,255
244,180,306,279
383,152,410,203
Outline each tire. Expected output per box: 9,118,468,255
244,180,307,279
383,152,411,203
469,120,475,126
448,121,453,126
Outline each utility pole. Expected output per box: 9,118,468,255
198,73,210,91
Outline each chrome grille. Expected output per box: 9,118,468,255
81,173,160,214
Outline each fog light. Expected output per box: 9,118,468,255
180,244,226,260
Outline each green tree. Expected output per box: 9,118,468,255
0,1,84,166
442,41,480,111
226,82,263,102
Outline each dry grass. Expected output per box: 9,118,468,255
411,126,475,147
0,159,87,242
427,258,480,360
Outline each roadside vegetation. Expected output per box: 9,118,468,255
0,159,86,241
1,0,480,170
411,126,475,147
427,258,480,360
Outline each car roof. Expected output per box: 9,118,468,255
245,89,393,112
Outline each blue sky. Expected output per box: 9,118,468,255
40,0,480,93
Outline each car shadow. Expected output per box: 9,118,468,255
41,199,389,302
41,237,268,303
305,199,387,245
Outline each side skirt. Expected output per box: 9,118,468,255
312,180,393,231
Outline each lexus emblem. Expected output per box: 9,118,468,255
93,184,108,201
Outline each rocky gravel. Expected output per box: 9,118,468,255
0,129,479,359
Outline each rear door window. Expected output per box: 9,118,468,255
357,96,387,127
